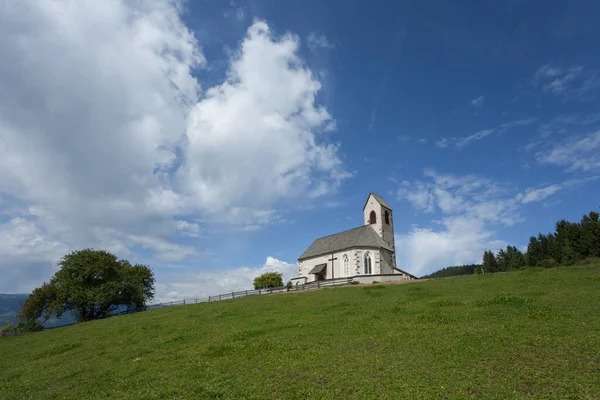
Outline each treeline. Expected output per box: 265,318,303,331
427,210,600,278
480,210,600,273
422,264,479,278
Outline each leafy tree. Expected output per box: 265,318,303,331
253,272,283,289
19,249,154,323
482,250,498,273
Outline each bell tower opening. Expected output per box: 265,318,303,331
369,210,376,224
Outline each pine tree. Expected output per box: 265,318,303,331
526,236,542,267
482,250,498,273
581,211,600,258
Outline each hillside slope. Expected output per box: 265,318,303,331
1,265,599,399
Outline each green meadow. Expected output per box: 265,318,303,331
1,265,599,399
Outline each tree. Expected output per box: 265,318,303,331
482,250,498,273
527,236,543,267
504,245,525,270
19,249,154,323
253,272,283,289
580,211,600,258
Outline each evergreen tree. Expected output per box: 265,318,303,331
580,211,600,257
526,236,543,267
547,234,563,263
482,250,498,273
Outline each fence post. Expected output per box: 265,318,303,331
219,294,221,301
208,296,211,302
246,290,248,295
183,299,185,305
195,298,197,304
317,281,320,288
170,301,173,306
232,292,235,298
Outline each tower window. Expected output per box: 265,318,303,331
384,210,390,225
369,210,376,224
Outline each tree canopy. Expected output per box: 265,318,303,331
253,272,283,290
19,249,155,323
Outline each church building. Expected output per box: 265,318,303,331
292,193,417,285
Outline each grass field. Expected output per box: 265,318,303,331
1,265,599,399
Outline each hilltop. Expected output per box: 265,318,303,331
1,265,599,399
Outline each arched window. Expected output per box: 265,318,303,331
364,252,372,274
384,210,390,225
343,254,349,276
369,210,376,224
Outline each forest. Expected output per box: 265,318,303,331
424,210,600,278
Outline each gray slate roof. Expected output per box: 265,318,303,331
299,225,393,260
363,192,392,210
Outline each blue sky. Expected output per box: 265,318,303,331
1,0,599,300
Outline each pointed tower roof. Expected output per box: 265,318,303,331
363,192,392,211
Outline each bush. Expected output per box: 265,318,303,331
575,256,600,266
350,281,359,285
1,322,15,336
253,272,283,289
1,320,43,336
538,258,559,269
286,281,293,291
16,320,44,333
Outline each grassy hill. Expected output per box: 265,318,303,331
1,265,599,399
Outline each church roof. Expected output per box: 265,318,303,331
363,192,392,210
298,225,393,261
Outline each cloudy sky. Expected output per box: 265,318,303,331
1,0,599,300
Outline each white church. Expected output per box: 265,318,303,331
291,193,417,285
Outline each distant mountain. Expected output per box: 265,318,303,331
0,293,77,328
0,294,28,326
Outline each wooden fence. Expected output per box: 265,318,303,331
144,277,354,309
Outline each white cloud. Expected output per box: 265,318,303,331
521,177,600,204
182,21,349,212
307,33,334,51
395,169,522,276
0,2,348,292
535,131,600,172
533,64,600,99
174,220,202,237
396,168,600,276
500,117,537,129
455,129,495,148
224,1,245,21
154,256,297,302
396,217,507,277
520,184,562,204
470,96,484,107
418,138,427,144
435,138,450,148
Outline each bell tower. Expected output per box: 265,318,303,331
363,192,395,254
